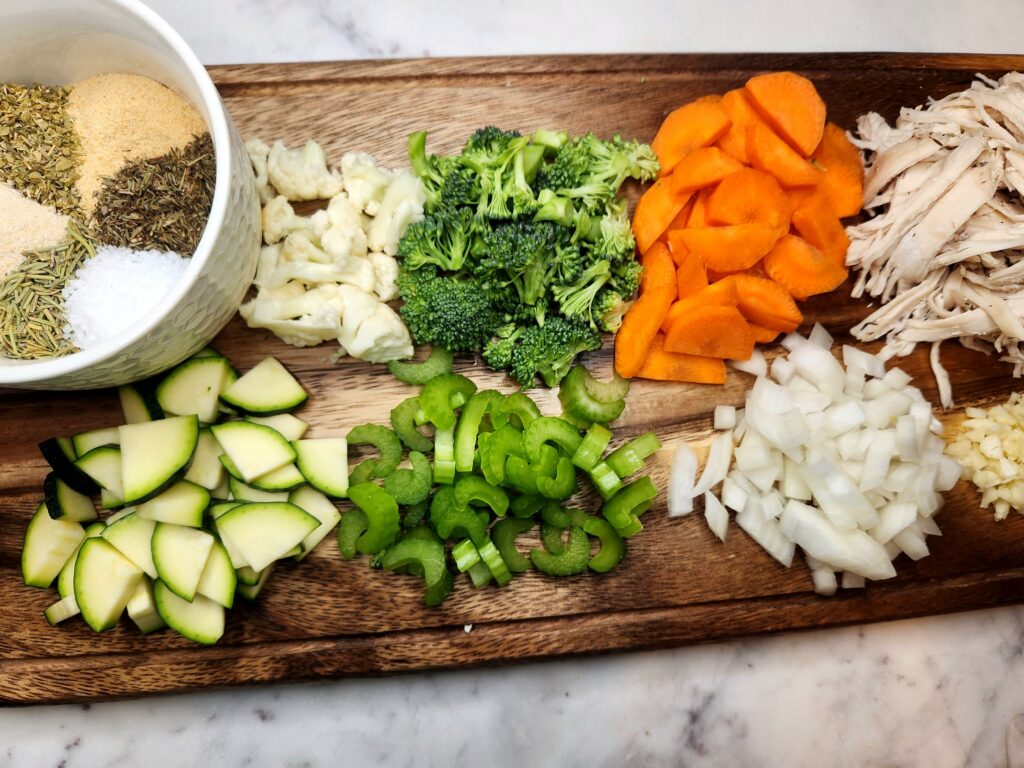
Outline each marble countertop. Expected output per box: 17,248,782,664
5,2,1024,766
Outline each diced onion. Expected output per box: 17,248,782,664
667,442,697,518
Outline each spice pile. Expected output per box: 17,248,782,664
0,73,214,359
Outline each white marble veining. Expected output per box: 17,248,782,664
4,2,1024,766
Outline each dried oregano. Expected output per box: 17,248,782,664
89,132,215,254
0,222,94,359
0,82,82,215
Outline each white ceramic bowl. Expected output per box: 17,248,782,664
0,0,260,390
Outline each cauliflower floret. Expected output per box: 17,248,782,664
267,140,344,201
318,193,368,260
340,152,393,216
336,284,413,362
275,233,376,292
253,243,282,290
239,284,345,347
262,196,314,245
245,138,277,204
367,170,426,255
367,251,400,301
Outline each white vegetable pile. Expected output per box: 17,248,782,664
946,393,1024,520
668,326,962,596
846,72,1024,408
241,139,425,362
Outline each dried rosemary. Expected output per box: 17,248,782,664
0,222,94,359
0,82,81,215
89,132,215,254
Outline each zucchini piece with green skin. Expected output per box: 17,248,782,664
38,437,98,495
44,473,98,522
127,577,166,634
348,483,400,555
220,455,305,492
44,594,80,625
71,427,120,457
379,533,453,607
219,357,307,415
227,476,289,503
288,485,342,560
214,502,318,571
195,539,236,608
74,538,144,632
235,564,264,586
210,421,296,484
74,445,124,508
236,564,274,600
156,356,233,425
184,428,226,491
293,438,349,498
119,415,199,504
208,502,248,569
530,525,590,576
151,523,215,601
386,346,454,385
135,480,210,528
22,502,85,588
104,507,136,526
245,413,309,442
58,521,105,599
118,384,164,424
153,579,224,644
101,512,158,578
491,517,534,573
191,346,224,359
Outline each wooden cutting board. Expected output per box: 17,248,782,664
4,53,1024,705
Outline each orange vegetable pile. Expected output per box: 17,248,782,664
617,71,865,383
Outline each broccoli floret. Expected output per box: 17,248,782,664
589,134,660,188
508,316,601,388
552,261,611,327
482,324,523,371
397,206,481,272
590,198,637,261
592,289,633,333
476,220,560,311
460,127,523,176
609,258,643,298
397,267,503,352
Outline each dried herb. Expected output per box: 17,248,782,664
0,82,82,215
89,133,215,254
0,222,94,359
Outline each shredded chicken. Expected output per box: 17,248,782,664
847,72,1024,408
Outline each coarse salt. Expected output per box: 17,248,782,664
62,246,188,350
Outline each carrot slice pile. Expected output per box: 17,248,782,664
651,100,732,176
745,71,826,157
623,71,860,385
764,234,847,299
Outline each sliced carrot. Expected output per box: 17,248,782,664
651,100,732,176
664,305,755,361
636,334,727,384
707,260,768,282
662,197,696,245
812,122,864,218
745,71,826,157
632,180,692,254
694,94,723,106
705,168,790,232
615,242,676,378
790,190,850,265
729,273,803,333
670,147,744,194
715,88,768,164
687,188,712,227
747,121,821,188
660,277,738,333
764,234,848,299
749,323,781,343
676,224,781,273
666,228,689,266
674,249,708,298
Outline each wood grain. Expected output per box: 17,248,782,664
4,53,1024,705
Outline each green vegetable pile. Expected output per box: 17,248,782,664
397,127,659,387
342,348,662,606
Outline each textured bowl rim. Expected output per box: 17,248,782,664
0,0,233,385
